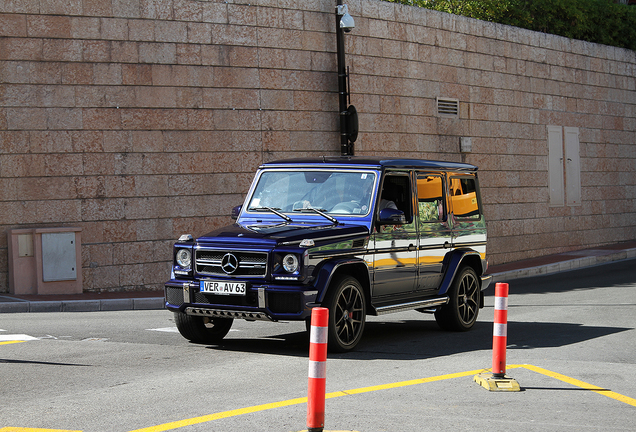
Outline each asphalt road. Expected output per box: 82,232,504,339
1,259,635,432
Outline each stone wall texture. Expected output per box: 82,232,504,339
1,0,635,293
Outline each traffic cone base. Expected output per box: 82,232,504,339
474,372,521,392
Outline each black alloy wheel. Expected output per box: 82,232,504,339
324,276,366,352
435,266,480,331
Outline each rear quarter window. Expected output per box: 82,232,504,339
449,176,480,219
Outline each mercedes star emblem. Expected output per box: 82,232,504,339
221,253,239,274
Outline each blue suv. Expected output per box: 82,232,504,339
165,157,491,352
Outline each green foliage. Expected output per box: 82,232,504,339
387,0,516,22
385,0,636,51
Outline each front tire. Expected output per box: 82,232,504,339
435,266,480,331
174,312,233,344
323,276,366,352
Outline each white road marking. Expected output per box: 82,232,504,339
147,327,180,333
146,327,240,333
0,334,39,341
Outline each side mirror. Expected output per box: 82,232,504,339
378,208,406,225
231,205,242,220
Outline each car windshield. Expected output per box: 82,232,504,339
247,170,377,216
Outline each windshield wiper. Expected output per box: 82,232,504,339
248,207,293,222
293,207,339,225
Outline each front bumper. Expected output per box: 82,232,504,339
481,273,493,291
183,307,274,321
164,280,318,321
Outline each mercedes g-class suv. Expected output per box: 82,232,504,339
165,157,491,352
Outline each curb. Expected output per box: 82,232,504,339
0,297,165,314
491,248,636,283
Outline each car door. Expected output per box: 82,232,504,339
414,172,452,294
371,172,418,299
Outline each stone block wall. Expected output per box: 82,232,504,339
1,0,634,292
344,1,635,264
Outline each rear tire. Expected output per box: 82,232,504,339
174,312,233,344
435,266,480,331
323,276,366,352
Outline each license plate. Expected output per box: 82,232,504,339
200,280,246,296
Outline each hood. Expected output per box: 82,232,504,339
196,222,369,246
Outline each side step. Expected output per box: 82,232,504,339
374,297,449,316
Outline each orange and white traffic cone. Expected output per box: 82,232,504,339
307,307,329,432
474,282,520,391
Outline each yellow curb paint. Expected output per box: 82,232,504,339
518,364,636,407
0,341,27,346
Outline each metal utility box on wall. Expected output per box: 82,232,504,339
7,227,83,295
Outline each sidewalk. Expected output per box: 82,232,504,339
1,241,635,313
488,240,636,281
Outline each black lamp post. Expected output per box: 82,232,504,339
335,1,358,156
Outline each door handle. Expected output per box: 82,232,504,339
408,244,416,251
443,241,451,249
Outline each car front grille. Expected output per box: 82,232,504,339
195,250,268,277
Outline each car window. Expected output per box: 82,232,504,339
416,174,445,225
377,173,416,234
379,174,413,223
449,176,480,219
247,170,377,216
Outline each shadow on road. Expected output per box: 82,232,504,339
204,317,631,361
201,259,635,358
0,358,92,366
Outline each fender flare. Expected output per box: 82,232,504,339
312,257,371,304
438,249,484,296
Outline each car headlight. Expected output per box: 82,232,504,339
176,249,192,268
282,254,299,273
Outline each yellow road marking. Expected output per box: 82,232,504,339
5,364,634,432
127,397,308,432
130,364,635,431
325,368,484,398
0,341,26,345
0,428,81,432
516,364,636,407
129,370,486,432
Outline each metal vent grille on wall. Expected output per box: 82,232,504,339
437,97,459,117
